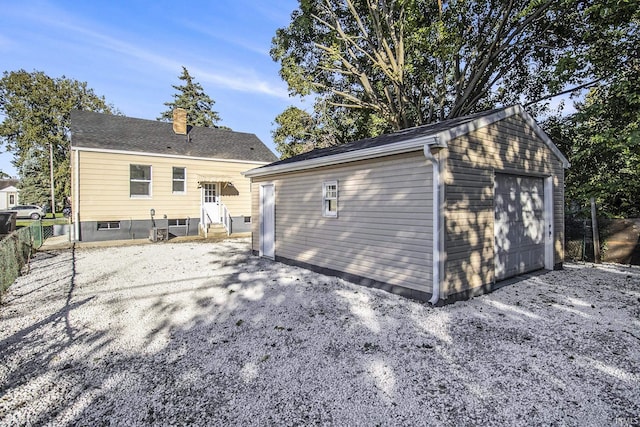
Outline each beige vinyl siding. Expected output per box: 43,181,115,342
443,114,565,295
76,150,257,221
252,151,433,293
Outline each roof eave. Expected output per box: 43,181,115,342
243,135,440,178
71,145,273,165
434,104,570,168
243,104,571,179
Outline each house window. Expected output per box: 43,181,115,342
172,167,186,193
9,194,15,205
97,221,120,230
130,164,152,197
323,181,338,217
244,216,251,223
168,218,188,226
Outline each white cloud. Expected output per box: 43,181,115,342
178,20,271,57
6,3,290,100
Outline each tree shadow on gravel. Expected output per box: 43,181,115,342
0,247,116,426
2,243,639,426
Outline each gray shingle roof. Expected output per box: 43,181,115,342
262,107,504,168
70,110,278,163
0,179,19,191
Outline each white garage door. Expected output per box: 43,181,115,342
494,174,545,281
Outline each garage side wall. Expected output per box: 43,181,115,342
442,115,565,297
251,151,434,296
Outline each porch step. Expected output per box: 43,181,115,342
200,223,229,239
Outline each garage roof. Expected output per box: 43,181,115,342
244,104,569,178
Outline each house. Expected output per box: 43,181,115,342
0,179,19,210
243,105,570,304
70,110,277,242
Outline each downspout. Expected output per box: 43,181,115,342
424,144,443,305
73,149,80,241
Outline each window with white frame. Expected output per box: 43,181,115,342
172,167,186,193
97,221,120,230
130,164,151,197
168,218,188,226
323,180,338,217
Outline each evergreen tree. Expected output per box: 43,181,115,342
158,66,227,129
15,147,50,206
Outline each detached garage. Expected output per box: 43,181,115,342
244,105,569,304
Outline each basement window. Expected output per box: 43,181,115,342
244,216,251,223
168,218,188,226
97,221,120,230
322,180,338,218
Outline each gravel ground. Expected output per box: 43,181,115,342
0,238,639,426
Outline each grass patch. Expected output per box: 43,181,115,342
16,217,69,227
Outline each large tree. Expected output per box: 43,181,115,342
543,0,639,218
0,70,116,209
273,96,389,158
271,0,634,157
158,66,227,129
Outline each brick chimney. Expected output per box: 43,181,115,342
172,108,187,135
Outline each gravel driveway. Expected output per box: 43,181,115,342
1,238,639,426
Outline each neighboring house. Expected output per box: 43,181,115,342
70,110,277,242
244,105,570,304
0,179,19,210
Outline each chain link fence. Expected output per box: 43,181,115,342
0,224,40,302
565,215,640,264
565,216,594,262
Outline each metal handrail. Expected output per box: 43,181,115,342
220,202,232,235
201,208,213,238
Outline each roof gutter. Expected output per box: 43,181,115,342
70,146,272,166
243,136,439,178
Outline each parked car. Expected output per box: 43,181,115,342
10,205,45,220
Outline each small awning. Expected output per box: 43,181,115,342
196,175,236,184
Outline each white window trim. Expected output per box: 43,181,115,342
130,164,152,198
172,167,187,194
322,180,338,218
97,221,121,230
168,218,188,226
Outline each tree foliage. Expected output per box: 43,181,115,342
273,0,585,128
544,0,639,218
158,66,228,129
0,69,116,207
273,96,390,158
271,0,636,159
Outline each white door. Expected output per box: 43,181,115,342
494,174,545,281
260,184,275,259
202,183,220,225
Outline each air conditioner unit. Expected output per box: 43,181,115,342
149,227,168,242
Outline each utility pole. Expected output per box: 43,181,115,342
49,142,56,217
